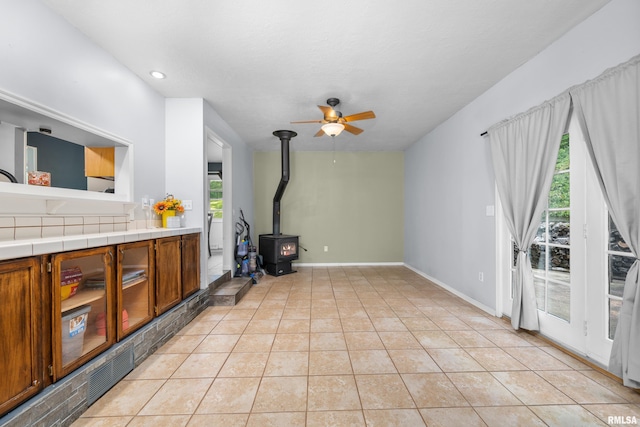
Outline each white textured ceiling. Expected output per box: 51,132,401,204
43,0,609,155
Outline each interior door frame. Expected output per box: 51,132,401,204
205,127,233,273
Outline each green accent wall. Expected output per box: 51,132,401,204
253,151,404,263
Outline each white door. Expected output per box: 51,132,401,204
497,114,620,367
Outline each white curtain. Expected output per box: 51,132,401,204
570,55,640,387
489,94,571,330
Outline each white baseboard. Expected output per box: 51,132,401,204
403,263,496,317
293,262,405,267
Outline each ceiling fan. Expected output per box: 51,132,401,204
291,98,376,137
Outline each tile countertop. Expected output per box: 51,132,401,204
0,227,202,261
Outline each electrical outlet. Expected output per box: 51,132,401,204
183,200,193,210
141,197,149,209
478,272,484,282
324,246,329,252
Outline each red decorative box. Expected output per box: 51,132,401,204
28,171,51,186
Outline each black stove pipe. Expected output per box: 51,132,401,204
272,130,297,235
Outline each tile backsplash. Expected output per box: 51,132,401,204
0,215,160,241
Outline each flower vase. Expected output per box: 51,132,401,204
161,210,175,228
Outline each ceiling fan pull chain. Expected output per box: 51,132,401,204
332,136,336,164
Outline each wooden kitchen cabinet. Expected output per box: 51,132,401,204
84,147,114,177
1,232,201,417
181,233,200,299
116,241,155,340
155,236,182,315
51,247,114,380
0,257,46,415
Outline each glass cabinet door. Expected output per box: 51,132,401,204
117,241,154,340
52,247,113,380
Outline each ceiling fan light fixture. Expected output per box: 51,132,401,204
321,122,345,137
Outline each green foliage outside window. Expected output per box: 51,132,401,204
555,133,570,171
210,180,223,218
549,134,570,219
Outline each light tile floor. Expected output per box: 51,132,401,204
73,266,640,426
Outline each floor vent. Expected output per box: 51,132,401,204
87,347,134,406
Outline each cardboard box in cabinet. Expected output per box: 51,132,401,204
61,305,91,365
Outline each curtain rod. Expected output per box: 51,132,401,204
480,131,488,137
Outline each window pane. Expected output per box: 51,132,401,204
209,179,223,218
534,277,546,311
609,216,631,253
535,211,547,243
549,172,570,209
548,215,570,245
609,254,631,298
549,246,570,278
547,281,570,322
609,299,622,340
555,134,570,172
530,244,545,273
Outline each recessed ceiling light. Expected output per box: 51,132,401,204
150,70,166,79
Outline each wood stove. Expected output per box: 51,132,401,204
259,130,300,276
259,234,299,276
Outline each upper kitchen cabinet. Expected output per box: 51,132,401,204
0,89,133,205
85,147,115,178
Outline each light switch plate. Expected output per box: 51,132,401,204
183,200,193,210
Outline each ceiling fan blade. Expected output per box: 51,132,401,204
291,120,325,124
314,128,326,137
318,105,338,120
343,110,376,122
343,123,364,135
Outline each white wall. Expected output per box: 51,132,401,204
0,0,165,214
165,99,206,230
160,98,256,286
165,98,208,287
404,0,640,311
0,123,15,173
